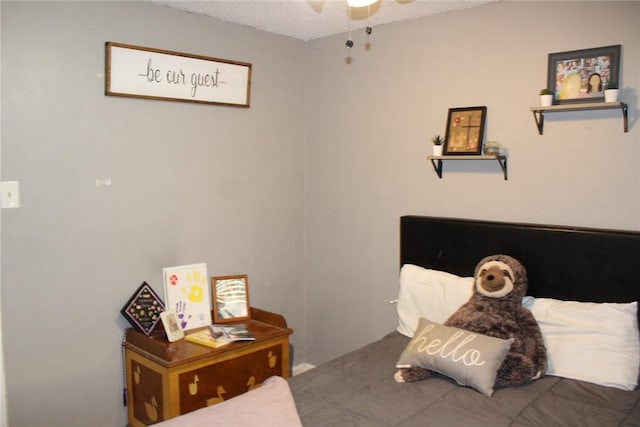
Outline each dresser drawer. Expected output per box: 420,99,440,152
178,343,284,414
128,358,165,425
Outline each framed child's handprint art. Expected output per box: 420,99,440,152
162,263,212,331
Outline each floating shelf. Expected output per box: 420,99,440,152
427,155,508,180
530,101,628,135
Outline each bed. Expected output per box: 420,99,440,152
155,215,640,426
287,215,640,426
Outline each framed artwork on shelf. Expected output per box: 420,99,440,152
211,274,250,324
120,282,165,335
547,44,621,105
443,106,487,155
162,263,212,331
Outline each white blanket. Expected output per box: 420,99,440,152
154,376,302,427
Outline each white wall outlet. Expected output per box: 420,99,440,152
1,181,21,208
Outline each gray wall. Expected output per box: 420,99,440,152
2,1,639,426
1,2,305,426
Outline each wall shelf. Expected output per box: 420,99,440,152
427,155,508,180
530,101,628,135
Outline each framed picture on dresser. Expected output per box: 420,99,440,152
211,274,251,324
120,281,165,335
162,263,212,331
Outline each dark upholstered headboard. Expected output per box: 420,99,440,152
400,216,640,304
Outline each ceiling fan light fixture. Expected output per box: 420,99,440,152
347,0,377,7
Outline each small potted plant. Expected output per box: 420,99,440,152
431,134,444,156
539,88,554,107
604,81,619,102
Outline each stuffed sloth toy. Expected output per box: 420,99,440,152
395,254,547,388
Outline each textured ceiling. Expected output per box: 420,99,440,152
147,0,496,41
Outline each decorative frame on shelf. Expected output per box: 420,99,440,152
120,282,165,335
105,42,252,107
211,274,250,324
443,106,487,155
547,44,621,105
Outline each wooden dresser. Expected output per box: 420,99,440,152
124,308,292,427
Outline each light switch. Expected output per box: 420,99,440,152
1,181,21,208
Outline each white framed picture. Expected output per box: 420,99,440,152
162,263,212,331
160,311,185,342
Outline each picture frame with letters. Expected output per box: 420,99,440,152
120,282,165,335
106,42,251,107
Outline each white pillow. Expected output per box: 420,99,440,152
397,264,473,337
522,296,640,390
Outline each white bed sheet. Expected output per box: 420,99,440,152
153,376,302,427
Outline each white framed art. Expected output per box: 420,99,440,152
160,311,185,342
162,263,212,331
105,42,251,107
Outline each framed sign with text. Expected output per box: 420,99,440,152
120,282,165,335
105,42,251,107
